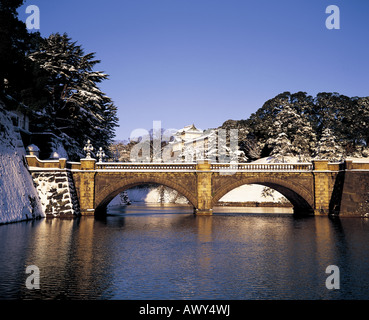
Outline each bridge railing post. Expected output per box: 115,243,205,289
59,158,67,169
344,159,353,170
312,160,330,215
195,160,213,215
78,158,96,215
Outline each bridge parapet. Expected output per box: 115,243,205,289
211,163,314,171
349,161,369,170
26,155,68,170
27,155,350,173
27,155,367,173
96,162,197,171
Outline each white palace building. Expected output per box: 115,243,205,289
168,124,246,163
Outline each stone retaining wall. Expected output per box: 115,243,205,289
31,170,80,217
340,170,369,216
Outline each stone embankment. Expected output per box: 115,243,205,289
31,170,80,217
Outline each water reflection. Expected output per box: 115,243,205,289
0,205,369,300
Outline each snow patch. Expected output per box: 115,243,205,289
108,185,189,207
108,183,287,207
0,104,45,224
218,184,286,203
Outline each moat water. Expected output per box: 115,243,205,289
1,204,369,300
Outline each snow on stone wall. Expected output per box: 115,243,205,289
31,171,80,217
0,105,45,224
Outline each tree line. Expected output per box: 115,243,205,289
221,91,369,162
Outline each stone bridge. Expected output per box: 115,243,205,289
26,156,369,217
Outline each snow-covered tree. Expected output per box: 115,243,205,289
261,187,276,201
222,91,369,160
314,128,344,161
351,96,369,154
291,123,317,162
266,105,316,161
27,33,118,160
269,132,293,162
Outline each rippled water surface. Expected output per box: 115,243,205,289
1,204,369,300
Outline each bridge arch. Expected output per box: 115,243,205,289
212,176,314,215
94,175,197,213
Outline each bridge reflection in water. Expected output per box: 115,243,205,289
4,205,369,300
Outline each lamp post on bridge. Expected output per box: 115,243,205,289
96,147,106,163
81,140,96,170
83,140,94,159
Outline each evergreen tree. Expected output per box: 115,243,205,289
314,128,344,161
309,92,355,154
246,92,314,143
292,124,317,162
0,0,33,100
220,91,369,161
266,105,316,160
344,96,369,155
28,33,119,160
220,119,260,160
269,132,293,162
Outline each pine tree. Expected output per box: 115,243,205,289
246,92,314,144
221,91,369,160
0,0,29,98
28,33,118,160
348,96,369,154
314,128,344,161
269,132,293,162
267,105,316,161
291,125,316,162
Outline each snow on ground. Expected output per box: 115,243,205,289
252,156,302,163
109,182,286,207
108,186,189,206
350,157,369,163
255,155,369,163
218,184,285,202
0,105,45,224
108,183,286,206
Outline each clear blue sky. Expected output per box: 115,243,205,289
18,0,369,140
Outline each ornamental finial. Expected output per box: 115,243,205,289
83,140,94,159
96,147,106,162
